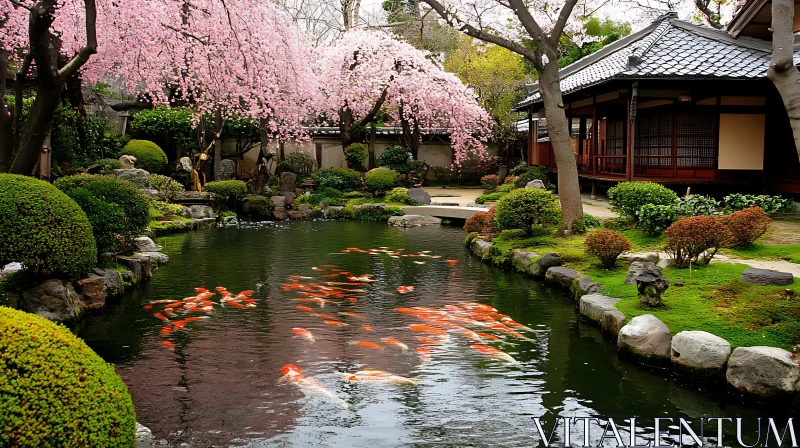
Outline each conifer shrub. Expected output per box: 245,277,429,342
664,215,731,267
607,181,678,221
721,206,772,249
494,188,560,234
0,307,136,447
0,174,96,278
364,169,399,194
120,139,168,173
204,180,247,211
344,143,368,170
585,229,631,268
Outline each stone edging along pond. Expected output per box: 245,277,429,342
463,233,800,410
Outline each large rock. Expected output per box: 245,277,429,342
134,236,160,253
279,172,297,192
119,155,137,169
279,191,296,205
407,188,431,205
75,273,107,311
220,215,239,227
671,331,731,377
470,239,493,260
511,250,539,272
634,264,670,307
726,346,800,399
113,168,150,187
217,159,237,180
739,268,794,286
601,310,626,336
625,261,655,285
323,206,345,219
526,179,546,189
93,268,123,297
182,205,215,219
287,210,306,219
620,252,660,263
618,314,672,365
529,252,561,277
136,422,155,448
140,252,169,264
579,294,621,324
117,254,153,282
388,214,441,227
572,275,603,301
545,266,580,290
178,156,193,172
20,279,84,323
271,195,287,220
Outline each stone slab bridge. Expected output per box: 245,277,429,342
401,206,486,220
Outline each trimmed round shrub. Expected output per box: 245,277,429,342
244,196,274,220
503,175,518,185
277,151,316,176
55,175,150,254
0,174,96,278
464,206,498,238
377,145,411,171
120,139,168,173
204,180,247,211
585,229,631,268
513,166,552,190
510,161,530,176
344,143,368,170
386,187,413,205
480,174,499,192
148,174,183,202
721,206,772,249
637,203,679,236
311,168,362,191
664,215,731,267
607,181,678,221
364,169,399,194
0,307,136,446
494,188,560,233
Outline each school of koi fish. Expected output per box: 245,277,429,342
144,245,531,409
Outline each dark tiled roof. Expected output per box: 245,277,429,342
515,13,800,109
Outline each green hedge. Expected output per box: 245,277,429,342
204,180,247,211
386,187,413,205
311,168,362,191
364,169,399,194
0,174,96,278
55,175,150,254
344,143,368,170
377,146,411,171
120,139,168,173
0,307,136,447
494,188,560,234
607,181,678,221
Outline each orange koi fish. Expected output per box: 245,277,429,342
378,337,406,351
500,317,533,332
339,312,365,319
348,275,377,283
476,332,502,341
143,305,153,310
160,326,172,336
313,313,338,320
347,297,358,303
195,287,208,293
153,312,168,322
470,344,519,364
361,324,374,331
161,340,175,350
215,286,227,291
445,260,458,265
238,290,253,296
416,346,432,361
396,286,414,294
296,305,315,313
324,320,348,326
292,327,315,342
415,336,441,345
409,324,449,337
279,364,349,409
454,326,483,342
341,370,416,385
349,340,382,349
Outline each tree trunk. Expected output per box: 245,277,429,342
768,0,800,163
10,86,61,175
339,108,356,150
538,59,584,234
213,108,223,180
0,50,12,172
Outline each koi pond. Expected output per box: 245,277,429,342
77,221,775,447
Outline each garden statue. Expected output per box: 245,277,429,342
119,155,137,169
634,264,670,307
192,152,208,192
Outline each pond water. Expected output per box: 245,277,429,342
77,222,781,447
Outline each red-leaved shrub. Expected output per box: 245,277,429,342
503,175,518,185
721,206,772,249
480,174,499,192
584,229,631,268
464,206,498,238
664,215,731,267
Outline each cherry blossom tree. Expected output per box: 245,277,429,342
317,29,490,169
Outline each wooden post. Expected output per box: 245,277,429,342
627,82,638,181
532,117,539,165
37,128,52,181
368,127,376,169
591,97,598,176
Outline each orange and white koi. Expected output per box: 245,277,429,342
279,364,349,409
396,285,414,294
313,313,338,320
470,344,519,364
380,337,408,352
361,324,374,331
349,340,382,349
409,324,449,338
324,320,348,327
292,327,315,342
341,370,416,385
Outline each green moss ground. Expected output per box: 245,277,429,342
722,243,800,262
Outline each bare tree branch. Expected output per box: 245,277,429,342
58,0,97,78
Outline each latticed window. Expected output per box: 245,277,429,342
635,114,672,166
605,120,624,155
676,114,715,167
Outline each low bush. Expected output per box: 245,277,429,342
664,215,731,267
494,188,560,234
149,174,183,202
120,139,168,173
344,143,368,170
406,160,430,185
204,180,247,211
244,196,274,220
510,162,530,176
675,194,720,216
722,206,772,249
608,181,678,221
464,206,498,238
364,169,399,194
0,174,96,278
386,187,413,205
722,193,795,216
150,199,184,217
637,203,679,236
55,174,149,254
94,158,122,171
513,166,552,190
480,174,499,192
298,187,346,207
503,175,518,185
497,183,516,193
377,145,411,171
311,168,361,191
277,151,316,176
0,307,136,446
572,213,602,235
475,191,506,204
585,229,631,268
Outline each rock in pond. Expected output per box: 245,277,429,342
726,346,800,399
182,205,215,219
579,294,620,324
529,252,561,277
671,331,731,378
75,273,107,311
134,236,160,253
117,254,154,282
470,239,493,260
388,215,441,228
618,314,672,365
220,215,239,227
739,268,794,286
93,268,123,297
323,206,345,219
407,188,431,205
140,252,169,264
20,279,84,323
136,422,155,448
511,250,539,272
545,266,580,290
572,275,603,301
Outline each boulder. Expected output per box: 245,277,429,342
511,250,539,272
579,294,621,324
0,262,22,282
470,239,493,259
671,331,731,377
93,268,123,297
526,179,546,189
618,314,672,365
530,252,562,277
279,191,296,205
134,236,160,253
119,155,137,169
113,168,150,186
217,159,237,180
178,156,193,172
117,254,153,282
323,206,345,219
75,273,107,311
309,209,324,219
545,266,580,290
726,346,800,398
388,214,441,228
572,275,603,301
136,422,155,448
407,188,431,205
634,264,670,307
657,258,676,269
739,268,794,286
601,310,626,336
20,279,84,323
140,252,169,264
625,261,655,285
352,203,389,218
620,252,660,263
182,205,215,219
279,172,297,192
287,210,306,219
220,215,239,227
